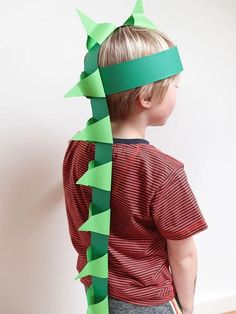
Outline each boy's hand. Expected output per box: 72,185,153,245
182,307,194,314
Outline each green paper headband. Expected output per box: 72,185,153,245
64,1,183,313
99,46,183,95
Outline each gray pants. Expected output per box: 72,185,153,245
108,296,182,313
84,287,182,313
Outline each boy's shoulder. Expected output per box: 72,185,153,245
140,143,184,180
148,143,183,166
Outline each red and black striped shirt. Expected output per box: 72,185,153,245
62,137,208,306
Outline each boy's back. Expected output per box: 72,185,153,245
63,136,207,306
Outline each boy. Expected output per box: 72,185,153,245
63,25,208,314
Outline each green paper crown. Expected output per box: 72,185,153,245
64,1,184,314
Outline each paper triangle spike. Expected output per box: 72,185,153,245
123,0,157,29
76,8,116,48
76,9,98,37
75,253,108,279
72,115,113,144
64,69,105,98
76,161,112,191
79,209,111,235
133,0,144,14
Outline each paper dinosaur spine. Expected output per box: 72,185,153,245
73,43,113,314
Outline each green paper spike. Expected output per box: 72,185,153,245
76,9,98,38
76,161,112,191
64,69,105,98
75,253,108,279
79,209,111,235
72,115,113,144
76,9,117,49
134,0,144,12
64,81,82,98
73,246,93,281
123,0,157,29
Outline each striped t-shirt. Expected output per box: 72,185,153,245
62,137,208,306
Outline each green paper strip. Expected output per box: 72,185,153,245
75,253,108,279
99,46,183,95
79,209,111,235
123,0,157,29
64,69,105,98
76,161,112,191
76,9,116,49
86,284,95,307
88,296,109,314
72,115,113,144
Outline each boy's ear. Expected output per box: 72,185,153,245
137,92,152,109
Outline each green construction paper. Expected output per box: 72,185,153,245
76,9,116,48
72,115,113,144
75,253,108,279
80,71,87,80
87,296,109,314
132,0,144,14
79,209,111,235
86,36,96,51
86,284,95,306
86,117,95,127
76,9,98,38
86,245,92,262
91,98,110,121
123,0,157,29
74,246,92,281
64,69,105,98
92,188,111,214
99,46,183,95
76,161,112,191
84,44,101,74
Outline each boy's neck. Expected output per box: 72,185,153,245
111,120,146,139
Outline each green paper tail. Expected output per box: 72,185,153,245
64,1,184,313
71,39,112,314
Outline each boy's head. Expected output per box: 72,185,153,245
98,25,181,123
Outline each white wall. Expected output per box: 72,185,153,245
0,0,235,313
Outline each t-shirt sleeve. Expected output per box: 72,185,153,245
150,165,208,240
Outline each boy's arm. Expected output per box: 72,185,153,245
167,236,197,314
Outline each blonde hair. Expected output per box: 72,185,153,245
98,26,180,121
